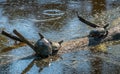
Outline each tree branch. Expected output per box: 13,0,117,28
13,29,36,52
1,30,23,42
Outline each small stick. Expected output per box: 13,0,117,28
1,30,23,42
77,12,100,28
21,59,35,74
13,29,36,52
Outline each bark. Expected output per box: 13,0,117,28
1,25,120,55
58,25,120,54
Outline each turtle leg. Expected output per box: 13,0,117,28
103,24,109,29
103,30,109,38
98,30,109,38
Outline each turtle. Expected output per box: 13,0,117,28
89,25,109,38
34,33,63,57
1,30,63,58
34,33,52,57
77,13,109,39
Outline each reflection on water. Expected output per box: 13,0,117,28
92,0,106,14
0,0,120,74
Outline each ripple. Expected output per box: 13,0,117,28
42,9,65,17
30,16,61,22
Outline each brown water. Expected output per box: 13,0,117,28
0,0,120,74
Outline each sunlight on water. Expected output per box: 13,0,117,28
0,0,120,74
91,7,120,27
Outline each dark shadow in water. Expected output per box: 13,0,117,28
89,51,120,74
88,33,120,46
91,0,106,14
21,55,60,74
112,33,120,40
89,40,120,74
89,46,103,74
90,56,103,74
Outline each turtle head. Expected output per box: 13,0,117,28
50,40,63,51
50,40,63,55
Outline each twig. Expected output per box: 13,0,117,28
13,29,36,52
1,30,23,42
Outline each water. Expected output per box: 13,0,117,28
0,0,120,74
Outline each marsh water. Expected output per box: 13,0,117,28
0,0,120,74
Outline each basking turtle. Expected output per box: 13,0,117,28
1,30,63,58
77,13,109,39
35,33,63,57
34,33,52,57
89,25,109,38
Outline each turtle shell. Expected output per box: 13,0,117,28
89,28,106,38
34,38,52,57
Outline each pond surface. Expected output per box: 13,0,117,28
0,0,120,74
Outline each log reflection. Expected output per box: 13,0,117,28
21,55,60,74
90,56,103,74
91,0,106,14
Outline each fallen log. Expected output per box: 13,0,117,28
0,25,120,54
1,25,120,55
58,25,120,54
1,30,63,57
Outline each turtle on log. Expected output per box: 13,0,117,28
77,13,109,39
1,30,63,58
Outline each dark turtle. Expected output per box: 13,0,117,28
1,30,63,58
35,33,63,57
34,33,52,57
89,25,109,38
77,13,109,38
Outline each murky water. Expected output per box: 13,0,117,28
0,0,120,74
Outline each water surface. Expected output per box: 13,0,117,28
0,0,120,74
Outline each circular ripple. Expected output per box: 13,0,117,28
42,9,65,17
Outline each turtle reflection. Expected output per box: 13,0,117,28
21,55,60,74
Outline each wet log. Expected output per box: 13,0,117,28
1,25,120,55
58,25,120,54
